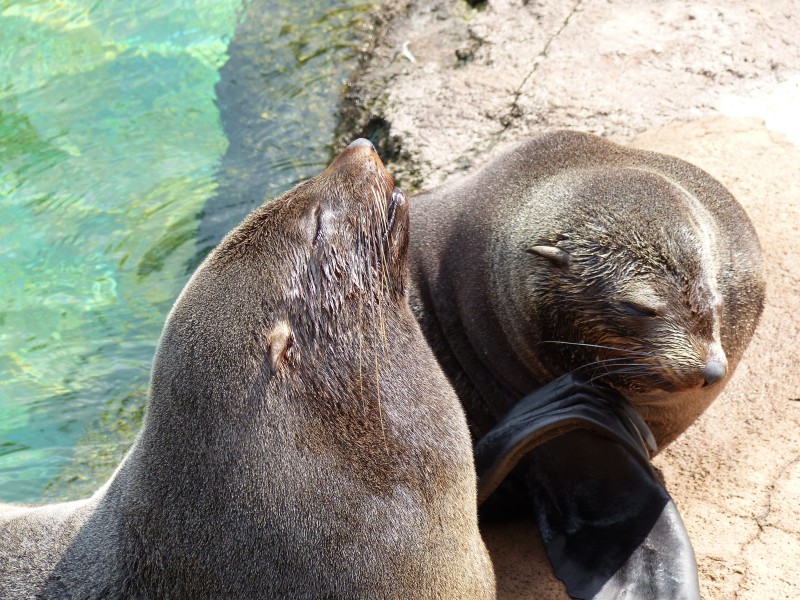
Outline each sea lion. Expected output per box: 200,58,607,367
408,130,765,599
0,139,495,599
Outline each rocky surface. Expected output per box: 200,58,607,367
340,1,800,598
341,0,799,187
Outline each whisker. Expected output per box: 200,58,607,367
358,294,365,415
596,363,656,373
587,366,662,386
559,358,645,381
540,340,655,357
572,356,651,371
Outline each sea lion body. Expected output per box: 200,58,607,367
408,130,764,599
0,141,494,599
410,130,764,449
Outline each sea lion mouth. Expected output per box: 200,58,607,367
597,354,727,395
543,342,679,396
605,376,679,395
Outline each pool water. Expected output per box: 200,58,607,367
0,0,374,503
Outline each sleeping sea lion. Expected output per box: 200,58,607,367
408,130,765,599
0,139,495,599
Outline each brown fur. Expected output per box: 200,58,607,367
409,130,765,449
0,143,494,599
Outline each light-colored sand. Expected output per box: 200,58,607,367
345,1,800,597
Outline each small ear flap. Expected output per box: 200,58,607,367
303,200,324,245
528,245,570,268
267,321,293,375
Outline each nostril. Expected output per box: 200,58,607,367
347,138,376,152
702,360,727,387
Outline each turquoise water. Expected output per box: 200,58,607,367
0,0,373,503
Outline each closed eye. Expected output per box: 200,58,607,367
620,300,660,317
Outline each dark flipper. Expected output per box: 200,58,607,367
474,374,655,504
474,374,700,600
527,431,699,599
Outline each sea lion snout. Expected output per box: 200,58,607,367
702,359,727,387
328,137,395,189
291,141,410,307
347,137,376,151
700,343,728,387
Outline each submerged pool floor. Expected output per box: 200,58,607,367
0,0,373,503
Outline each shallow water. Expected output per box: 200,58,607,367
0,0,373,503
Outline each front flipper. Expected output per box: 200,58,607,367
474,374,699,600
528,431,699,599
474,374,655,504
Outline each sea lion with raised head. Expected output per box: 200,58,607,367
408,130,765,599
0,139,495,599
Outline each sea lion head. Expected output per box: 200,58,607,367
209,136,410,368
148,137,420,499
153,138,411,439
525,167,728,398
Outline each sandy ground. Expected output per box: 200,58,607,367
342,1,800,598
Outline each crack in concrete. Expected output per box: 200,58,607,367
732,451,800,599
756,451,800,532
498,0,584,130
465,0,588,178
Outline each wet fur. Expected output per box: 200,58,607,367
0,147,494,599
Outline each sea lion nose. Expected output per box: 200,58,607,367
331,137,392,187
702,360,727,387
347,138,376,152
